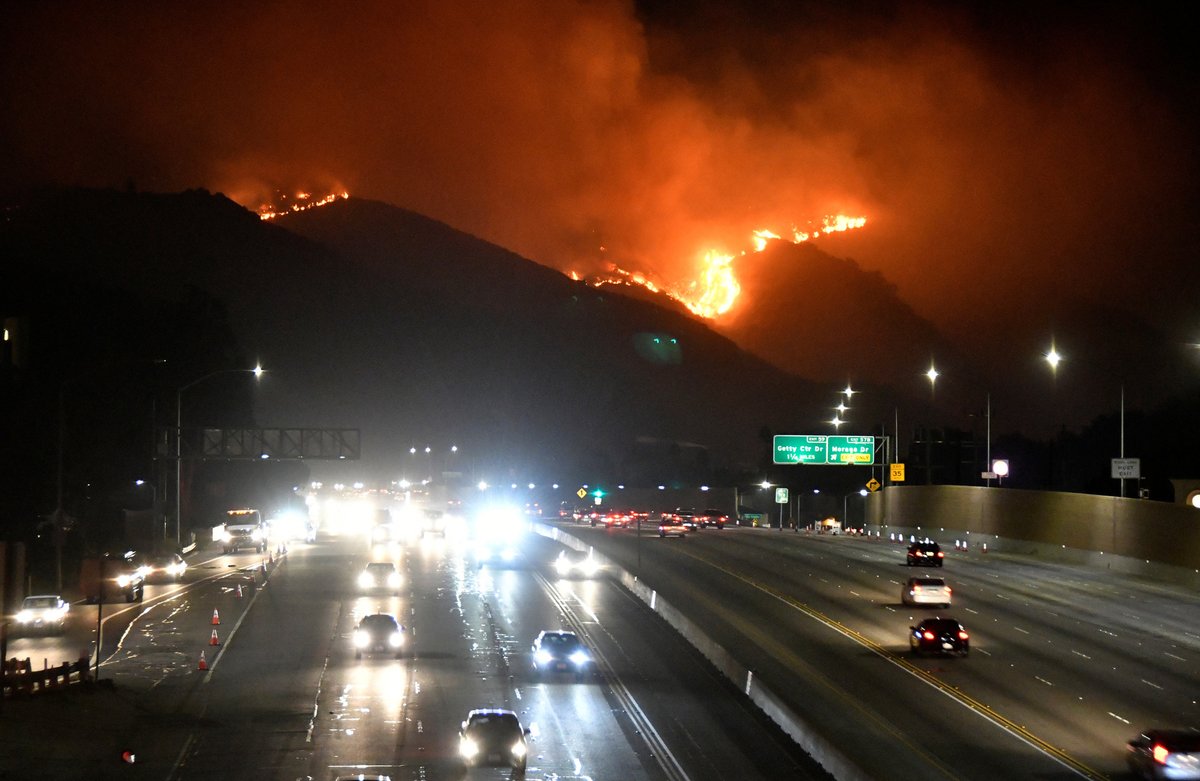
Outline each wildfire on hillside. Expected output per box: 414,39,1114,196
258,190,349,220
586,214,867,319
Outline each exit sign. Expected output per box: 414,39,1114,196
773,435,875,465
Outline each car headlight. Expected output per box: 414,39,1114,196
387,572,401,588
459,737,478,759
16,610,31,623
358,572,374,588
579,557,600,576
389,632,404,647
534,649,552,665
510,741,527,759
353,630,369,648
554,556,571,576
251,529,263,541
569,650,590,666
116,574,131,587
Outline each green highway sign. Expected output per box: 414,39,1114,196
773,435,876,465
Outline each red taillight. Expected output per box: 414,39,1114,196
912,586,922,593
922,631,935,640
1153,744,1169,764
945,587,952,594
937,551,944,558
958,631,969,640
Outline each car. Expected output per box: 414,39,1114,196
1127,729,1200,780
145,552,187,582
458,708,530,776
901,577,952,607
907,542,944,567
599,508,632,528
353,613,405,659
15,594,69,634
531,630,593,680
474,539,522,567
658,517,687,538
358,561,402,592
697,508,729,529
419,509,446,537
553,549,601,577
909,617,969,656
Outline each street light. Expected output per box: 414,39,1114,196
175,364,264,544
924,361,992,486
134,479,160,540
843,488,868,530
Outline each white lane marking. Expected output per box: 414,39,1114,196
964,608,979,614
1142,679,1164,691
1035,676,1054,687
1013,627,1030,635
1098,628,1117,638
1165,652,1187,661
1071,650,1092,660
1109,712,1131,725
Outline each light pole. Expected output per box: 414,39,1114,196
134,479,160,541
843,488,868,530
175,365,264,544
925,361,992,486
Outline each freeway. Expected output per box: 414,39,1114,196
558,520,1200,780
3,528,825,781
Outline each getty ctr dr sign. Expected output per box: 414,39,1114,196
773,435,876,465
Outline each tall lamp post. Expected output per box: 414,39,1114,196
925,362,992,486
175,365,264,545
843,488,869,530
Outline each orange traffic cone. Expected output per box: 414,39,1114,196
210,629,220,646
212,609,220,625
197,651,207,670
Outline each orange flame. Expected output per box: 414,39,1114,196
258,190,350,220
587,214,867,319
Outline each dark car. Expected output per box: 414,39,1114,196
662,508,698,530
145,552,187,582
658,517,687,538
909,617,969,656
353,613,405,659
531,630,593,680
1127,729,1200,780
697,508,729,529
458,709,530,776
907,542,944,567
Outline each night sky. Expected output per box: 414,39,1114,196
4,1,1198,426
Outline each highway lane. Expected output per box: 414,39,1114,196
28,527,825,780
562,521,1200,780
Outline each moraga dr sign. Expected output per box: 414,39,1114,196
773,435,875,465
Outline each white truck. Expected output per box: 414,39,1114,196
214,509,267,554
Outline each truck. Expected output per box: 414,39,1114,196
214,509,267,554
79,552,145,603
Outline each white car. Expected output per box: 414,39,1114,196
358,561,402,592
16,594,69,634
901,577,952,607
553,550,601,578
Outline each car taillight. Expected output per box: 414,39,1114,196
1153,744,1169,764
913,586,922,593
945,587,952,594
957,631,969,640
937,551,944,558
922,631,935,640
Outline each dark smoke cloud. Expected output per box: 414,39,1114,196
4,1,1197,359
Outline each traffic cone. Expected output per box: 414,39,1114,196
212,609,220,625
210,629,220,646
121,750,136,764
197,651,207,670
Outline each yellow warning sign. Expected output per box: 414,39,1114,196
866,477,881,492
890,463,905,482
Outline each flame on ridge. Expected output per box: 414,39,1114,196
585,214,867,319
258,190,349,220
